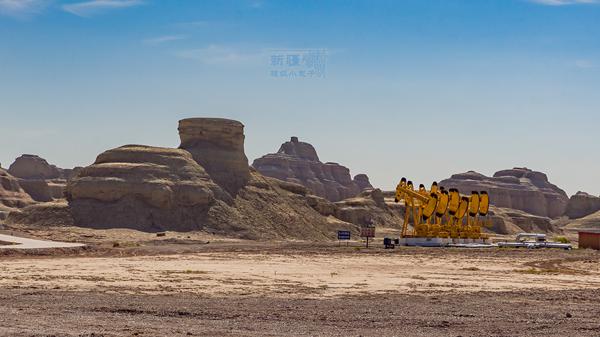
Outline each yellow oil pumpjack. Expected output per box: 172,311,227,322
394,178,490,240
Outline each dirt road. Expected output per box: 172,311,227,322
0,233,85,250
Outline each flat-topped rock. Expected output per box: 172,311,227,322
439,168,568,218
179,118,249,196
253,137,372,202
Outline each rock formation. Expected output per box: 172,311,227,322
66,145,225,231
487,206,555,235
253,137,372,201
333,189,403,227
439,168,568,218
47,119,351,239
8,154,62,180
564,191,600,219
7,154,73,202
562,210,600,231
353,174,372,191
179,118,249,196
0,168,34,220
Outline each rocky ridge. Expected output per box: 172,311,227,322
9,118,354,240
439,168,568,219
252,137,372,202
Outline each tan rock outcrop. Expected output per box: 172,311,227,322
66,145,225,231
487,206,555,235
562,210,600,232
439,168,568,218
179,118,249,196
0,168,35,221
564,192,600,219
6,200,74,227
253,137,372,201
334,189,403,227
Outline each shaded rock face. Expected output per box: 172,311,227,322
66,145,225,232
564,192,600,219
253,137,371,202
439,168,568,219
8,154,61,180
7,154,73,203
353,174,373,191
18,180,54,202
179,118,250,197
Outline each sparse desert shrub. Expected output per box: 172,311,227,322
554,236,570,244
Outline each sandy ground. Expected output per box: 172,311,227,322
1,227,599,336
1,246,599,297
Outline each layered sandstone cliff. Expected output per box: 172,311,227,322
252,137,372,201
178,118,249,196
564,192,600,219
66,145,225,231
439,168,568,219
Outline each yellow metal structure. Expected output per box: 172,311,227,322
394,178,490,239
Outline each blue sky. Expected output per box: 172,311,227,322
1,0,599,196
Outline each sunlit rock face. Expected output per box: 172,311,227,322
179,118,250,197
439,168,569,218
66,145,224,231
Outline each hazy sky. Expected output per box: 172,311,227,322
1,0,599,196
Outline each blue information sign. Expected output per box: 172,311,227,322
337,230,351,241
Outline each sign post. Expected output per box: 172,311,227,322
337,230,351,246
360,227,376,248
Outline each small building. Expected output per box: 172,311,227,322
577,230,600,250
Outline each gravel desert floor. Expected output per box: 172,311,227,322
1,236,600,336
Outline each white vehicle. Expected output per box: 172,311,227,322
497,233,572,250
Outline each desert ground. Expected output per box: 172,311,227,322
1,227,600,336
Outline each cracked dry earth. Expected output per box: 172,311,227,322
1,243,600,336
